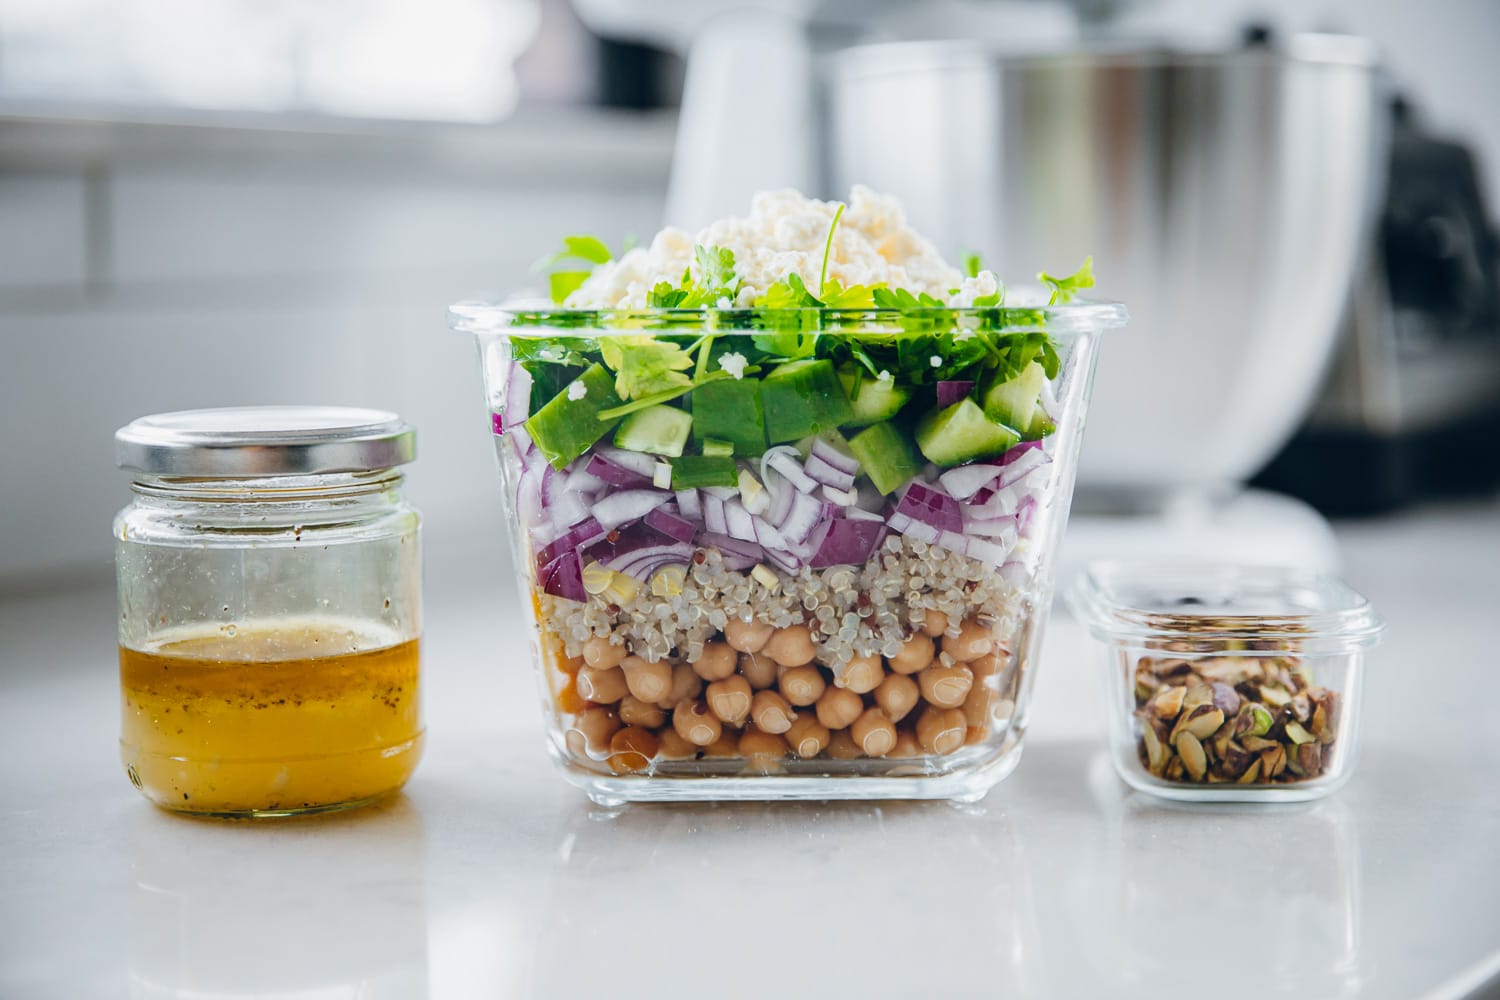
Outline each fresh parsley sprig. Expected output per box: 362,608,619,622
1039,256,1095,305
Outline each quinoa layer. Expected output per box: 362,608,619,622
540,534,1030,680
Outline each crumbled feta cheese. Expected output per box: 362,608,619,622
564,185,967,309
948,269,1002,308
567,381,587,401
877,369,892,382
715,296,732,309
718,352,748,380
652,462,672,489
930,356,942,368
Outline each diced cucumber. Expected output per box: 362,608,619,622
981,362,1046,432
849,423,921,495
524,363,623,470
1023,409,1055,441
702,438,735,457
670,455,739,489
760,359,855,444
915,398,1021,467
614,404,692,457
692,379,765,456
839,370,911,426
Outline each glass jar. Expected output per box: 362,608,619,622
1067,562,1385,803
451,300,1126,804
114,406,423,817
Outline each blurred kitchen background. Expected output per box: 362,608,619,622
2,0,1497,591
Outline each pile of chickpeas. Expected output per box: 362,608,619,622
551,610,1015,775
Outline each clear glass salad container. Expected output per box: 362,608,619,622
453,302,1126,804
1067,562,1385,803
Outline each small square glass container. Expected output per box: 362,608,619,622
1066,563,1384,803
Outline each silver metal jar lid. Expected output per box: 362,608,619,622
115,406,416,477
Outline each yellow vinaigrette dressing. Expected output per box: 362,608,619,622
120,618,423,816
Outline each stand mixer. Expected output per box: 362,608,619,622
574,0,1386,573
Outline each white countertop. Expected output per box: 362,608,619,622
3,501,1498,999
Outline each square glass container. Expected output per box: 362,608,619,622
1067,562,1384,803
452,301,1125,804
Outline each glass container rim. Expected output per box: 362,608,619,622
447,298,1129,336
1066,561,1386,650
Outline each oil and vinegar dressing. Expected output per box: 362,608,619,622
120,617,422,815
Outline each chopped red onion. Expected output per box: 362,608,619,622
821,484,858,506
810,437,860,477
808,517,885,568
593,489,671,531
607,544,695,581
965,536,1012,567
499,362,533,431
887,511,938,544
597,447,661,479
533,517,605,573
675,489,702,520
540,549,585,602
936,380,975,410
893,482,963,534
994,447,1050,490
777,490,828,544
805,453,856,492
765,448,817,494
937,462,1004,501
724,499,757,542
702,494,727,535
586,452,653,488
698,532,763,570
645,508,698,544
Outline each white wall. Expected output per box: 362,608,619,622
0,112,671,588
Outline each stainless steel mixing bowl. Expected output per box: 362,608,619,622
829,35,1385,498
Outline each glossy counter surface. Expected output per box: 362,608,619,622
3,502,1497,999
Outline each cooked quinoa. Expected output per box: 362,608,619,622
540,534,1030,681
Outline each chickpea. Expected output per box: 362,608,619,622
750,690,798,734
919,664,974,710
890,728,923,758
963,683,996,732
724,618,775,654
825,729,862,760
920,609,949,637
582,635,626,670
692,642,738,682
779,665,827,707
607,726,660,774
740,652,778,690
840,654,885,695
916,706,968,755
672,699,723,747
968,651,1003,680
706,675,753,727
622,655,673,703
703,731,739,757
851,708,898,757
576,666,629,705
815,686,864,730
738,726,788,771
784,715,831,759
656,726,699,760
618,694,666,729
874,673,920,723
565,705,619,758
943,618,995,662
660,662,703,709
888,632,935,675
763,624,817,667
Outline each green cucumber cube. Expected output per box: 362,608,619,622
524,363,623,470
760,359,855,444
981,362,1046,432
915,398,1021,467
670,455,739,489
839,370,911,426
692,379,765,456
849,423,921,495
614,404,692,457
